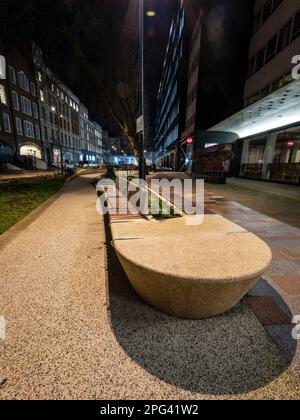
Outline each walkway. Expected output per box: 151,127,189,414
0,174,299,399
205,191,300,374
226,178,300,201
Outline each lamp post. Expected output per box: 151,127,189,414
51,106,64,174
139,0,146,180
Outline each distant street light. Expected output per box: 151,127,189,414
146,10,156,17
51,106,64,173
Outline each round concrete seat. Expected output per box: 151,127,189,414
113,222,272,319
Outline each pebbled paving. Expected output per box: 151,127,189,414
0,174,299,399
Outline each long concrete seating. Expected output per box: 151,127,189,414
110,215,272,319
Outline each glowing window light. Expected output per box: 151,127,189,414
147,10,156,17
0,55,6,80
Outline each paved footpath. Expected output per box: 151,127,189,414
204,191,300,374
0,175,300,399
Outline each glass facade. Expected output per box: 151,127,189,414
155,0,184,164
240,127,300,184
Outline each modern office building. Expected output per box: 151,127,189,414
180,0,254,173
154,0,254,172
154,0,189,170
209,0,300,184
0,45,44,168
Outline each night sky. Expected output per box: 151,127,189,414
0,0,253,141
144,0,179,131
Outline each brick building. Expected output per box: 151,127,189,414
0,45,44,167
33,45,82,167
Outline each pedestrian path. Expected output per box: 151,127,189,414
227,178,300,201
0,174,299,399
205,191,300,374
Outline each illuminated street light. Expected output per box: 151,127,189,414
50,106,64,173
147,10,156,17
139,0,146,180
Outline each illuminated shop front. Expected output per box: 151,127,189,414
240,127,300,184
20,144,42,160
208,78,300,185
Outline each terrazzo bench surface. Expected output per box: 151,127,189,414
110,215,272,319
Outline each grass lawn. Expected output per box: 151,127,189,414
205,180,300,229
0,177,64,235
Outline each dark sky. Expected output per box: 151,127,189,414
0,0,179,137
144,0,179,126
0,0,254,142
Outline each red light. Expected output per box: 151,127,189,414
288,141,294,148
187,137,193,145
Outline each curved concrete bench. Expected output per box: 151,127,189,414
111,215,272,319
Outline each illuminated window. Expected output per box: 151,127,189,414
0,84,7,105
40,89,45,102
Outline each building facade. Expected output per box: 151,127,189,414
154,0,254,173
79,104,103,164
33,46,82,167
0,46,44,168
154,0,188,170
209,0,300,184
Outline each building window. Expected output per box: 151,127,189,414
32,102,39,119
20,96,32,116
261,0,272,25
255,47,266,72
40,89,45,103
265,34,278,63
3,113,11,132
41,107,46,122
9,66,16,84
30,82,36,97
12,91,19,110
15,117,23,135
24,121,34,138
18,71,29,92
44,126,48,140
35,124,41,140
0,84,7,105
292,11,300,41
277,20,292,53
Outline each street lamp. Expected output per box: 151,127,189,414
51,106,64,174
139,0,146,180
